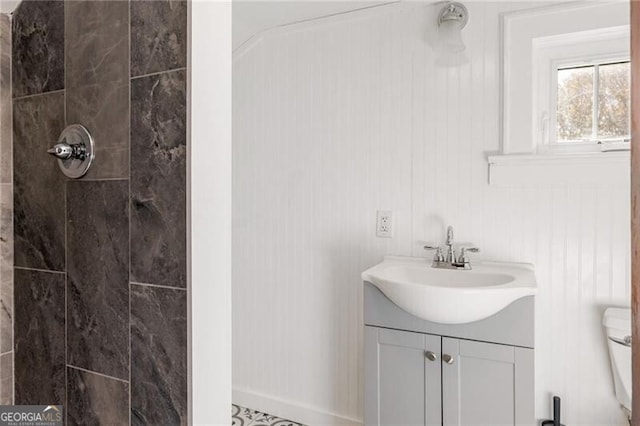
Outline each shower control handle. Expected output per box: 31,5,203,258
47,141,86,161
47,143,73,159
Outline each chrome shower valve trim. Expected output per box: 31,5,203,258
47,124,95,179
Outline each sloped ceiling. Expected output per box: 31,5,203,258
233,1,391,50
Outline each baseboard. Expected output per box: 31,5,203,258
232,388,363,426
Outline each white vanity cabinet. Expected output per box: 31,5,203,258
364,283,535,426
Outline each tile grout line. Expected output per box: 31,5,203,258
8,12,13,405
62,48,69,423
12,88,65,102
128,1,132,424
130,66,187,81
64,274,68,417
130,281,187,291
66,364,129,384
75,177,129,182
64,207,68,416
14,266,65,275
63,0,68,418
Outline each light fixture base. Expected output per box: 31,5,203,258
438,2,468,29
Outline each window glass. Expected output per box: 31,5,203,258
597,61,630,139
557,66,594,142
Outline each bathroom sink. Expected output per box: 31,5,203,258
361,256,537,324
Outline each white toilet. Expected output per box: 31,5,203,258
603,307,632,420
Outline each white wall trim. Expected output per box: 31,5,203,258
190,1,232,424
232,1,403,60
233,388,363,426
488,152,630,186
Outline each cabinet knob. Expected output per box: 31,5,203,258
442,354,454,364
425,351,437,362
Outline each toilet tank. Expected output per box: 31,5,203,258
603,307,632,412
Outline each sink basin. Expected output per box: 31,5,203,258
362,256,537,324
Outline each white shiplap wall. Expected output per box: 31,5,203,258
232,2,630,425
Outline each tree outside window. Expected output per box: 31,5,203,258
557,61,630,143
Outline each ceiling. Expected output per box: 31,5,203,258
233,1,392,50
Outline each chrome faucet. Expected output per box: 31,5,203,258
424,225,479,270
445,225,455,263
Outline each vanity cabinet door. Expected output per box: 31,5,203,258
441,338,534,426
365,326,442,426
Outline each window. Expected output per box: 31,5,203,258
555,60,630,147
500,1,630,155
492,3,631,186
532,27,631,154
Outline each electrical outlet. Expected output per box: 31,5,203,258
376,210,393,238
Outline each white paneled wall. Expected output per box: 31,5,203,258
232,2,630,425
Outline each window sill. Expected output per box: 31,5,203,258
487,151,629,186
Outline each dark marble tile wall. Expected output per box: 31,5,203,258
131,0,187,77
67,367,129,425
131,284,187,425
131,70,187,288
12,0,64,98
14,268,65,406
13,92,66,271
12,1,189,422
67,180,129,380
65,0,129,179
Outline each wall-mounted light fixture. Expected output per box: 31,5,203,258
437,2,468,53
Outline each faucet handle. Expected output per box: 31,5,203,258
424,246,445,262
458,247,479,263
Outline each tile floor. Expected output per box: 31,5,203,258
232,404,305,426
